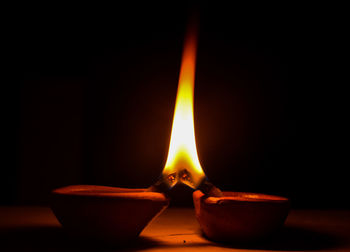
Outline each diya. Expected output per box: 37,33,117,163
51,185,169,243
51,19,289,244
193,190,290,242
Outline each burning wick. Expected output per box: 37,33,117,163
149,174,223,197
148,21,222,197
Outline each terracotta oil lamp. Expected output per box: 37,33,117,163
193,190,290,242
51,20,289,244
151,23,290,242
51,185,168,243
50,24,201,243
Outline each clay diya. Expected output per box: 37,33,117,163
193,190,290,242
51,185,169,243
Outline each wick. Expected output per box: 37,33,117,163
197,179,223,197
167,173,177,184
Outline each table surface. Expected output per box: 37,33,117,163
0,206,349,252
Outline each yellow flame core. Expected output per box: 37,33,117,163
162,31,205,188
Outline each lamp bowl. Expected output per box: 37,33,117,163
51,185,169,243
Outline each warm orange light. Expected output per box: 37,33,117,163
162,25,206,189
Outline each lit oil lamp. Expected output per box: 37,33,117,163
51,20,289,244
149,21,289,242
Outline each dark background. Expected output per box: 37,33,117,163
3,3,347,208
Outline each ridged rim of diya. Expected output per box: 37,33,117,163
203,191,289,204
52,185,167,200
193,190,290,242
51,185,169,243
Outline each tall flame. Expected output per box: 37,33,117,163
162,25,205,189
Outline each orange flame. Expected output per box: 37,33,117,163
162,24,205,189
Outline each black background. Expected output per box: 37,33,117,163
3,2,348,208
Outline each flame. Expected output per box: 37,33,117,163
162,26,205,189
